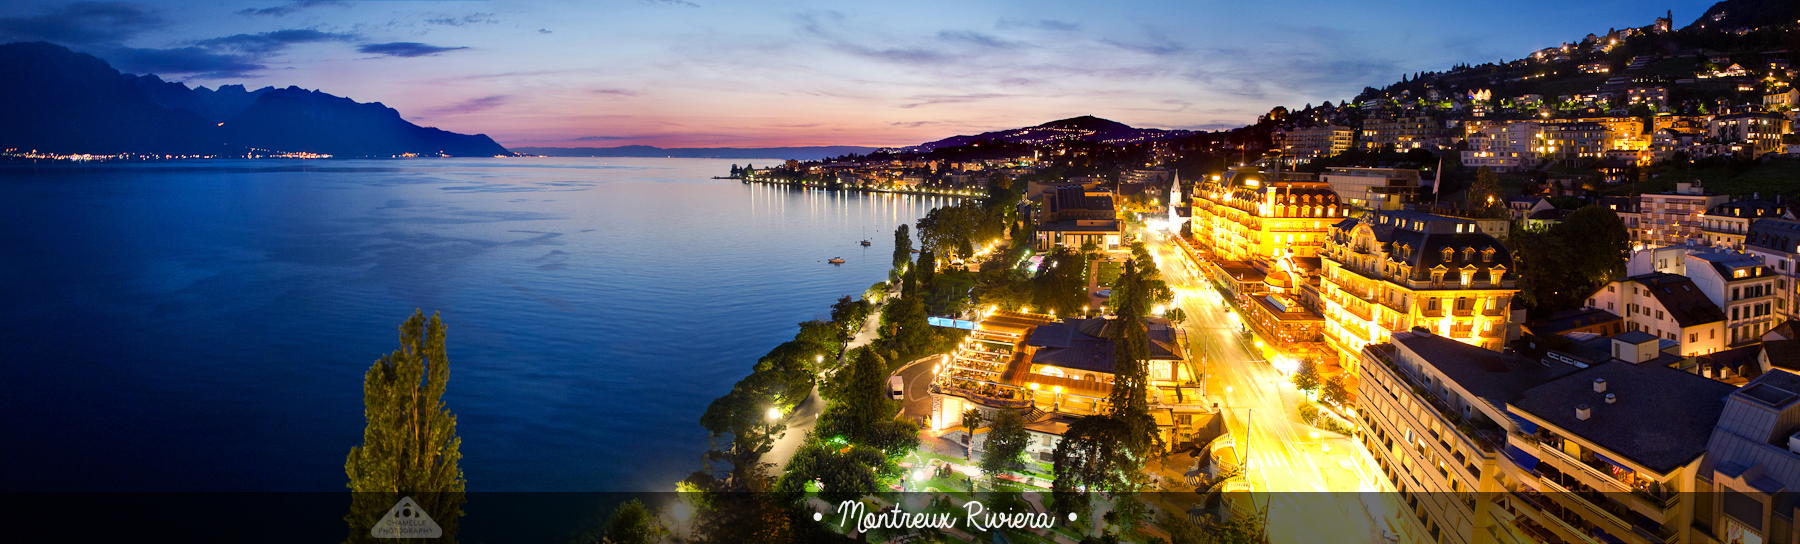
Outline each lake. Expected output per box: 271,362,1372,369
0,157,943,492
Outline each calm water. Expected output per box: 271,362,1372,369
0,157,942,492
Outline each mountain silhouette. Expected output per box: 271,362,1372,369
0,42,508,157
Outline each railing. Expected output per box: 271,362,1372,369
1365,347,1499,454
1509,491,1605,544
1537,443,1631,493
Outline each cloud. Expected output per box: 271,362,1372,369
935,30,1021,49
538,28,553,34
357,42,469,57
0,2,165,46
571,135,635,141
590,88,638,96
1101,38,1187,57
890,120,955,128
110,46,265,78
996,18,1079,32
238,0,344,17
196,29,357,54
425,95,508,116
794,11,950,65
900,93,1009,109
425,13,498,27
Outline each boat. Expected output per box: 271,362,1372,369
860,240,872,247
828,257,846,264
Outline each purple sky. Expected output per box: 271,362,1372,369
0,0,1717,147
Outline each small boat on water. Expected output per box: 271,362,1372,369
860,240,872,247
828,257,846,264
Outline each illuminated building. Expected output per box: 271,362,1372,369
931,311,1207,456
1636,182,1728,248
1033,184,1120,251
1701,198,1793,250
1189,168,1343,268
1318,211,1517,369
1357,331,1577,544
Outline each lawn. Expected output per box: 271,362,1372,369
1097,260,1124,287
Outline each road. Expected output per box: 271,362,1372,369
1143,235,1412,544
764,303,886,470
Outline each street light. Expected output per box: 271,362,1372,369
766,407,782,422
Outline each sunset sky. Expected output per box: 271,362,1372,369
0,0,1716,148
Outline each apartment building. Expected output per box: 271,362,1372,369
1358,330,1577,544
1275,124,1353,166
1506,354,1738,544
1462,122,1547,172
1636,182,1729,247
1694,371,1800,544
1687,252,1781,346
1584,272,1726,356
1745,218,1800,319
1709,112,1790,157
1702,198,1793,250
1320,167,1425,211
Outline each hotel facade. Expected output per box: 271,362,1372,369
1318,211,1518,370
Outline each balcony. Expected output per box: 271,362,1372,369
1365,347,1501,454
1532,463,1679,543
1536,440,1631,493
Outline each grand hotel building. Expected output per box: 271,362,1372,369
1319,210,1519,370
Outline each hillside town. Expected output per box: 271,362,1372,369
700,5,1800,543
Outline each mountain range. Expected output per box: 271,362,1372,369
0,42,508,157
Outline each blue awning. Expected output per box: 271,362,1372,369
1505,444,1540,471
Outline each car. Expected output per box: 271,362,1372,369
888,375,905,399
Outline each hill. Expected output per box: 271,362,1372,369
902,115,1191,153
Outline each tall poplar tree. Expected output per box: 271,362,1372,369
892,224,913,271
344,310,466,541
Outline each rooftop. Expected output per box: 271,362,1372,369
1391,330,1578,409
1623,272,1725,327
1025,317,1183,374
1513,360,1738,474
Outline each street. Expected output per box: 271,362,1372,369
764,302,886,470
1144,236,1411,544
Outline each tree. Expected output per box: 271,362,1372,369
892,224,913,271
1468,167,1501,212
776,443,881,505
818,347,897,444
1321,375,1350,407
1291,358,1321,393
961,408,986,432
699,373,786,487
1512,204,1630,311
876,294,934,364
981,409,1030,481
1032,248,1090,315
599,499,665,544
344,310,466,541
1050,416,1133,515
830,295,871,345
